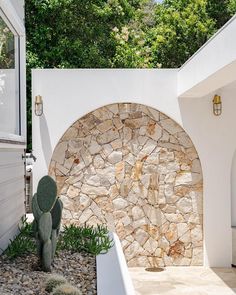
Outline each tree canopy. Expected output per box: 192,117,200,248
25,0,236,149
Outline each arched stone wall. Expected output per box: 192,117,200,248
49,103,203,267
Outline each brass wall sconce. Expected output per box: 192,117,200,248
35,95,43,116
213,95,222,116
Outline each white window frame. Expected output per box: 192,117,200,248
0,0,26,147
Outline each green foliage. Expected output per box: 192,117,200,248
25,0,236,149
32,175,63,272
4,216,36,260
37,176,57,212
45,274,67,292
58,224,114,255
52,283,82,295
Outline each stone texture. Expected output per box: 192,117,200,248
49,103,203,267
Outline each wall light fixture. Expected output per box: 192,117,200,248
35,95,43,116
213,95,222,116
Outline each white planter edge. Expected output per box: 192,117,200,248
96,232,136,295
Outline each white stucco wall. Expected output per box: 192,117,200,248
231,150,236,226
178,15,236,98
32,68,179,184
32,68,236,267
179,81,236,267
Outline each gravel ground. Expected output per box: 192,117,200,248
0,251,97,294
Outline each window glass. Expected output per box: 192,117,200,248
0,10,20,137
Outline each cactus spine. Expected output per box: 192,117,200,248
32,175,63,272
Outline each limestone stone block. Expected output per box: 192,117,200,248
165,223,178,244
177,132,193,148
160,118,182,134
138,139,157,159
60,195,74,211
70,161,85,175
123,127,132,143
112,198,128,210
88,140,102,155
64,157,74,171
93,107,112,120
176,172,193,186
97,166,116,184
97,119,113,133
134,228,149,246
176,197,192,214
84,175,101,187
62,209,73,219
111,138,122,149
191,159,202,173
143,237,158,254
52,141,67,164
147,107,160,121
81,184,109,195
165,213,184,223
132,217,147,229
79,208,93,224
191,225,203,243
146,121,162,141
115,161,125,182
179,231,191,244
67,185,80,198
164,172,176,184
80,147,92,166
177,223,189,237
97,129,119,145
132,206,145,221
108,151,122,164
78,194,91,210
107,104,119,114
191,247,203,265
56,163,69,176
124,241,143,261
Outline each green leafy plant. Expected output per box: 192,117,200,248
4,216,36,260
58,224,113,255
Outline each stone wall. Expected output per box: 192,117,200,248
49,103,203,267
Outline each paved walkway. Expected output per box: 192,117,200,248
129,267,236,295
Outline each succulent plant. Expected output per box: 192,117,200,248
52,283,82,295
32,175,63,272
45,274,67,292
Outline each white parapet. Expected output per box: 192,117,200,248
96,232,136,295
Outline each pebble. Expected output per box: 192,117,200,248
0,251,96,294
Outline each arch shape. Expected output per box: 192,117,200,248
49,103,203,267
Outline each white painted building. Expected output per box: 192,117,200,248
32,14,236,267
0,0,26,252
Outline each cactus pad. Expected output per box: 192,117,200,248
42,240,52,272
51,229,58,259
37,175,57,212
51,199,63,229
32,193,42,220
39,213,52,242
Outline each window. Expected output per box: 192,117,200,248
0,9,20,138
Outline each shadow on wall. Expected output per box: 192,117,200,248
40,114,53,167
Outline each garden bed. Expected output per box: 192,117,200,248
0,250,96,294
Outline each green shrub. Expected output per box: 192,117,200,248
52,283,81,295
58,224,113,255
45,274,67,292
4,216,36,260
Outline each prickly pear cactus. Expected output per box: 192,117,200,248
32,175,63,272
